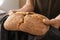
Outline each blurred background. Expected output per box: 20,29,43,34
0,0,26,40
0,0,26,19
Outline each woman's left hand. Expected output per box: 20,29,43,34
43,14,60,29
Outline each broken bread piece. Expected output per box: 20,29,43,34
4,12,49,36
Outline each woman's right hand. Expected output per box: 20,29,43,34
8,0,34,15
8,9,18,15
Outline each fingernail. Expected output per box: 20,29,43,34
43,19,46,22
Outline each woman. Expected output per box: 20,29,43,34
1,0,60,40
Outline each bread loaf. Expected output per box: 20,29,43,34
4,12,49,36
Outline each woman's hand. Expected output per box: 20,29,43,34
43,14,60,29
8,9,17,15
8,0,34,15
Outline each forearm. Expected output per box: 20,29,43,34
55,14,60,19
26,0,34,5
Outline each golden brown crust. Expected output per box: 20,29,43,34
4,12,49,36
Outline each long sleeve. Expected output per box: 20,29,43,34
41,26,60,40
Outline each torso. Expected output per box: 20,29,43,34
34,0,60,19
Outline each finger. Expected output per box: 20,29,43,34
8,10,17,15
8,9,17,13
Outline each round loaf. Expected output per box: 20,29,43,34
4,12,49,36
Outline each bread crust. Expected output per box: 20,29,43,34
4,12,49,36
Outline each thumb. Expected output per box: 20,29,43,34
43,19,52,25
